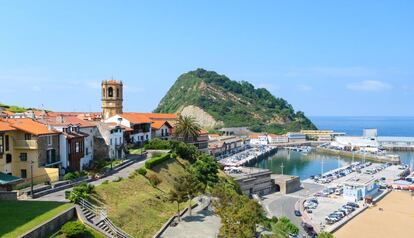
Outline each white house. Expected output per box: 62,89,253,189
105,113,152,144
267,134,289,144
249,134,268,146
151,120,173,140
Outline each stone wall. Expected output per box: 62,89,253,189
0,191,17,200
18,206,76,238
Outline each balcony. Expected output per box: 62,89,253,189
14,140,38,150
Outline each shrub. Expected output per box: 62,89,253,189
144,138,172,150
68,183,95,203
137,167,147,176
145,153,172,169
63,172,77,181
147,174,161,187
102,180,109,185
61,221,86,237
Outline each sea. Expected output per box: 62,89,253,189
253,116,414,180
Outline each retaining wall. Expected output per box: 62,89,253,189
18,206,76,238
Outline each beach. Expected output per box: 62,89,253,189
334,191,414,238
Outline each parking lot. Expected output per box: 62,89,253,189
301,162,408,232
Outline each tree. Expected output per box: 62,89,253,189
173,114,201,143
174,173,204,216
317,232,334,238
212,182,264,238
168,190,185,222
190,154,219,188
272,216,299,236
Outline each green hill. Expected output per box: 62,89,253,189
155,68,316,134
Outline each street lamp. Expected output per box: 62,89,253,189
30,160,34,198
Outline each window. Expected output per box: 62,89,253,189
25,134,31,140
108,87,113,97
6,154,12,163
120,137,122,144
0,134,4,154
20,153,27,161
110,138,112,145
75,142,80,153
146,135,149,140
4,135,9,151
140,136,144,141
47,135,52,146
115,138,118,145
116,88,119,98
86,148,89,155
47,149,56,164
21,169,27,179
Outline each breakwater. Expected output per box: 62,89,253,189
316,147,400,164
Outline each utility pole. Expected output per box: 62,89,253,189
280,162,284,175
30,160,34,198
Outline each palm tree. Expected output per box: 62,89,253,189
173,114,201,143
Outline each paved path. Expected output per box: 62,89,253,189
161,197,221,238
32,157,148,202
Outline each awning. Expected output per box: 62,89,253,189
0,172,23,185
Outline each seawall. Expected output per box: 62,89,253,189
316,147,400,164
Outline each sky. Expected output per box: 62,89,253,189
0,1,413,116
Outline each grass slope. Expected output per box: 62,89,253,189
92,157,190,238
0,201,73,238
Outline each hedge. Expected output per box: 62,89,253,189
145,153,174,169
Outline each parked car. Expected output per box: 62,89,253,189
294,210,302,216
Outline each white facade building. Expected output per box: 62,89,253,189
105,113,152,144
249,134,268,146
267,134,289,144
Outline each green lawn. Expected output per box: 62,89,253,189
0,201,73,238
128,148,145,155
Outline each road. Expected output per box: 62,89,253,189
32,156,148,202
261,183,324,237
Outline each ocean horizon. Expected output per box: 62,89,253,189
310,116,414,137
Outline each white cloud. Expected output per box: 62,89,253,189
346,80,392,92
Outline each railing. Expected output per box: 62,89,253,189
78,197,133,238
14,139,38,149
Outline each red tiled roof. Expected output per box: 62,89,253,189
44,116,96,128
120,113,152,124
151,121,173,130
249,133,266,139
0,120,16,132
125,112,177,121
6,118,59,135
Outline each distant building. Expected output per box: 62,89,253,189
228,167,274,197
219,127,251,136
300,130,345,141
249,134,268,146
105,113,152,145
267,134,288,144
208,136,249,158
343,175,379,201
287,132,306,143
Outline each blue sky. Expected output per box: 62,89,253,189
0,1,413,116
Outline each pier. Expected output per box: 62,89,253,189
218,146,278,167
316,147,400,164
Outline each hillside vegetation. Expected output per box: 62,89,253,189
91,156,190,238
0,103,29,113
155,68,316,134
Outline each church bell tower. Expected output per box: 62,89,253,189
101,79,123,120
